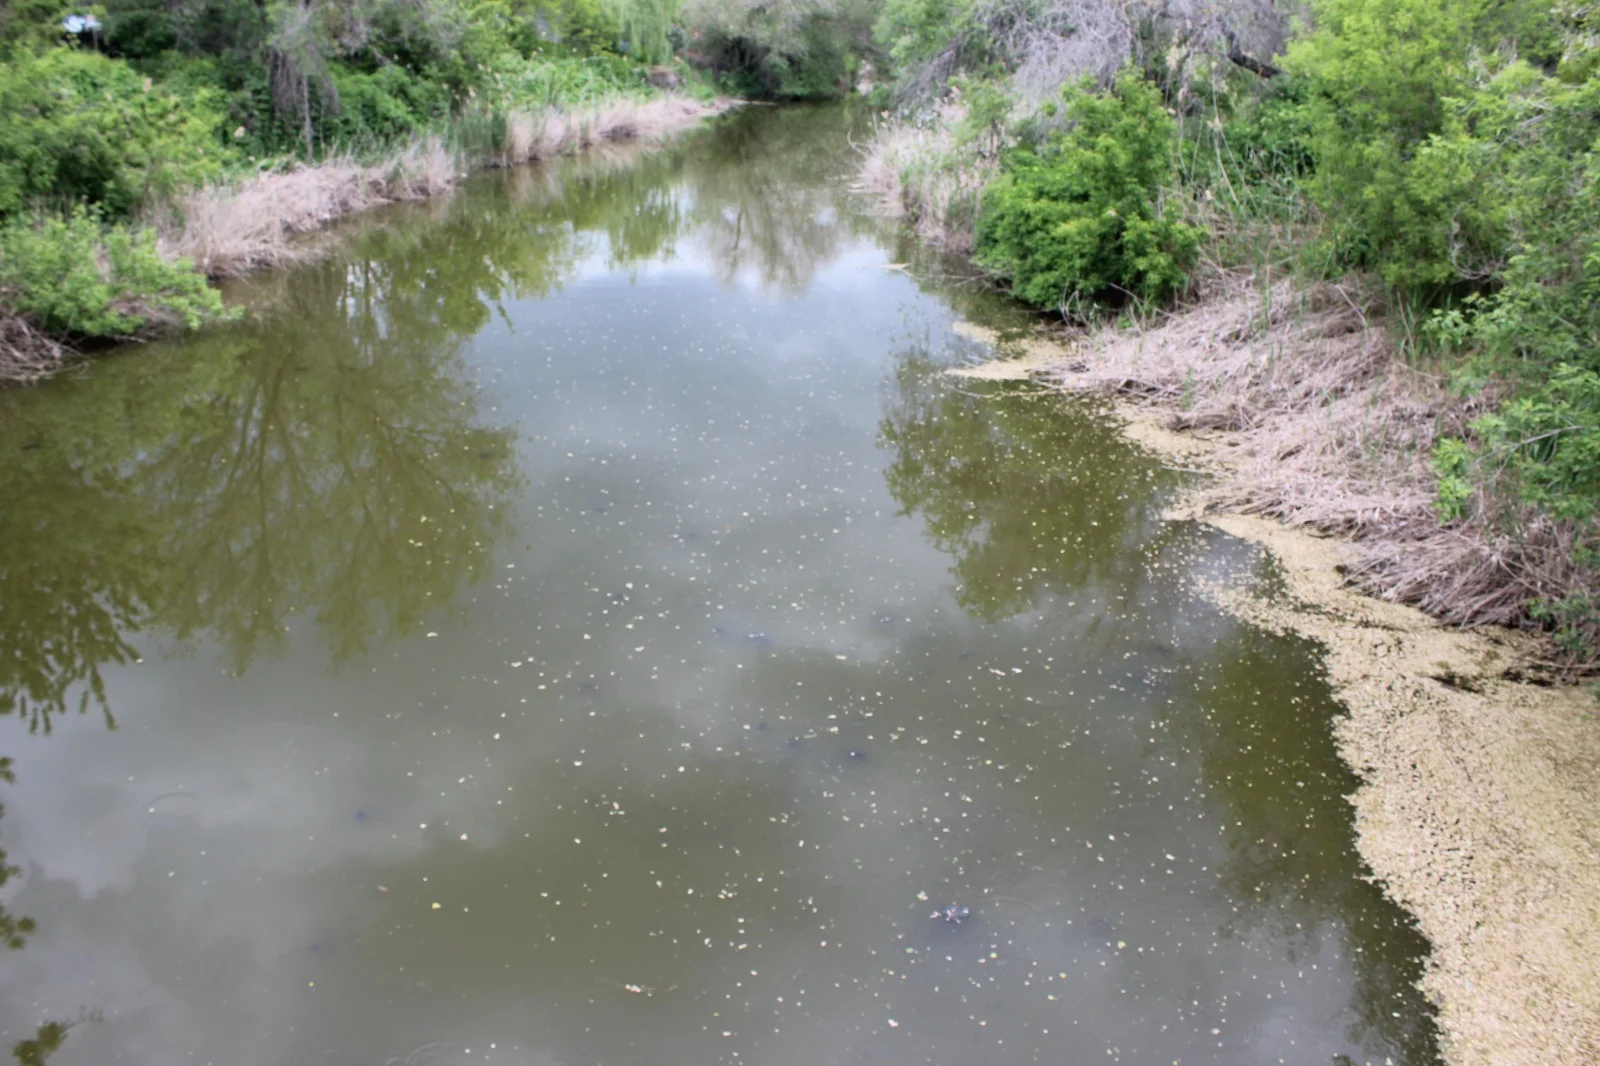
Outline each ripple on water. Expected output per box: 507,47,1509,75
142,790,200,818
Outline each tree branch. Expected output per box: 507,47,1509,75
1220,25,1281,80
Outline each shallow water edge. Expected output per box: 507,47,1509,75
949,324,1600,1066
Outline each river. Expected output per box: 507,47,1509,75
0,104,1438,1066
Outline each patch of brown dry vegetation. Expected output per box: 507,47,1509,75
501,95,732,166
1044,279,1596,667
161,135,460,278
166,96,733,280
856,111,996,254
0,307,70,385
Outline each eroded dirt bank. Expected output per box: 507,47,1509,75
949,320,1600,1066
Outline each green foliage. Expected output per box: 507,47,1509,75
490,50,648,107
1209,76,1315,186
950,72,1009,156
1529,581,1600,665
871,0,1012,86
682,0,876,99
0,47,232,217
975,71,1201,308
1459,367,1600,524
1283,0,1575,288
0,0,74,56
873,0,958,71
317,62,453,145
605,0,677,63
100,0,270,61
0,208,228,339
1430,437,1475,522
1283,2,1600,652
548,0,624,54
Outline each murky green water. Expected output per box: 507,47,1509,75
0,106,1438,1066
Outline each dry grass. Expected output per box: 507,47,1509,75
500,95,731,166
161,135,460,278
165,96,729,279
0,308,70,385
856,111,997,254
1041,277,1599,669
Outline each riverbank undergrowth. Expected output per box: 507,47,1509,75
862,0,1600,674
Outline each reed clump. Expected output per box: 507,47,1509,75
161,135,460,278
164,96,729,282
857,106,997,254
499,95,729,166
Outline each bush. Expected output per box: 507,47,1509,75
0,47,233,217
317,63,453,146
1283,0,1570,288
975,71,1201,308
0,208,228,338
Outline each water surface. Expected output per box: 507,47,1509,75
0,106,1437,1066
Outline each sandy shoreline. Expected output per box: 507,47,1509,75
948,324,1600,1066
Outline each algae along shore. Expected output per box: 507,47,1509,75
6,0,1600,1061
903,22,1600,1051
948,317,1600,1066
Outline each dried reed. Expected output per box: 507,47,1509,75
161,135,460,277
856,111,997,253
0,308,70,385
500,95,727,166
1047,278,1599,670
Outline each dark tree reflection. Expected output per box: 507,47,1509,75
685,105,875,292
0,252,521,725
1,757,73,1064
880,344,1439,1062
9,1021,68,1066
0,106,906,729
879,343,1175,620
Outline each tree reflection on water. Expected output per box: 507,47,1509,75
878,337,1439,1063
0,256,521,728
0,104,885,732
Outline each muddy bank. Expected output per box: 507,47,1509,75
948,321,1600,1066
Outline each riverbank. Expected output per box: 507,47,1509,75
948,311,1600,1066
1,94,734,386
162,95,736,279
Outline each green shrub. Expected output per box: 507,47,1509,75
490,52,647,109
0,47,233,218
0,0,75,56
318,63,453,146
555,0,625,54
0,208,228,338
1283,0,1572,288
874,0,960,72
975,71,1201,309
1212,77,1316,187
